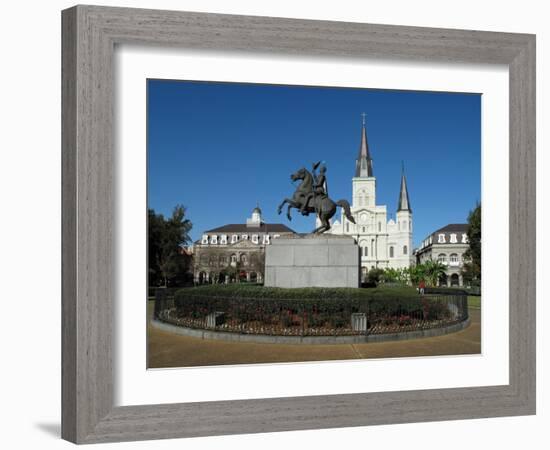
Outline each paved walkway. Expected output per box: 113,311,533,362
147,303,481,368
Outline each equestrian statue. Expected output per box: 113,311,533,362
277,161,356,234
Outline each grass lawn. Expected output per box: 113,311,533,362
468,296,481,309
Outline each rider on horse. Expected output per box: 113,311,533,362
301,162,327,215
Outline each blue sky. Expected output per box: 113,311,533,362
147,79,480,248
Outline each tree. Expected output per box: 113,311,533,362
463,202,481,282
423,259,447,287
382,267,409,285
148,205,193,287
366,268,385,285
407,264,426,286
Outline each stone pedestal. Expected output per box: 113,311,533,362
264,235,360,288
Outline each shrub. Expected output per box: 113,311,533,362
168,284,467,335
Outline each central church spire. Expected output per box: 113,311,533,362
397,163,412,212
355,113,374,177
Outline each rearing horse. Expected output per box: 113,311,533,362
277,167,356,233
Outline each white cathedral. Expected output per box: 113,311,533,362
327,118,414,275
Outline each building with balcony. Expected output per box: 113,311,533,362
193,205,295,284
414,223,470,286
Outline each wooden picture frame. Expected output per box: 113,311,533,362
62,5,536,444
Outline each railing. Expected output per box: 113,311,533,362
154,290,469,337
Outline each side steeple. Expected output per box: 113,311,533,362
354,113,374,177
397,163,412,212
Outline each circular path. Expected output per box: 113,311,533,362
147,302,481,368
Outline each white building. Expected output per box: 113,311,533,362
327,117,414,277
193,206,295,283
414,224,470,286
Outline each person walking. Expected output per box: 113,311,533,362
419,279,426,295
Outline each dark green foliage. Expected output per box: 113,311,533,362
148,205,193,287
424,287,469,296
463,202,481,282
175,284,418,301
167,285,467,336
366,268,385,285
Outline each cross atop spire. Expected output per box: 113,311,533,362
355,114,374,177
397,164,412,213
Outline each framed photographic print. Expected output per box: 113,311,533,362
62,4,535,444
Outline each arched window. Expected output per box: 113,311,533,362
450,253,459,264
230,254,237,264
450,273,460,286
437,253,447,263
389,246,394,258
240,254,247,264
403,245,408,255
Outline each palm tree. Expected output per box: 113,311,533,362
407,264,426,286
423,259,447,287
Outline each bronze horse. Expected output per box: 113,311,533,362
277,167,356,233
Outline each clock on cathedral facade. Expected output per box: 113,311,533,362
326,117,414,276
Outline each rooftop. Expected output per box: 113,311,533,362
204,223,296,234
434,224,469,234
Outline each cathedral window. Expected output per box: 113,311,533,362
389,246,394,258
403,245,408,255
360,241,368,257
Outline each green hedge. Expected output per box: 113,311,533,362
172,285,464,322
424,287,469,296
161,285,468,336
174,284,419,301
